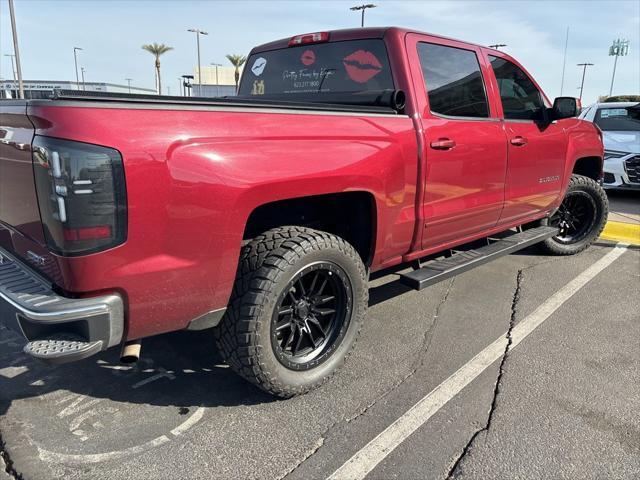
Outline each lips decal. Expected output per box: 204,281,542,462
301,49,316,66
342,50,383,84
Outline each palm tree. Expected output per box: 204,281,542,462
226,54,247,91
142,43,173,95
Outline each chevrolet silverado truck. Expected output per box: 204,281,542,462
0,27,607,397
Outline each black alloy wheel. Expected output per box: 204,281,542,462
271,261,352,370
214,226,368,397
539,174,608,256
550,190,597,244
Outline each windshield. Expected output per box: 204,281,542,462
238,39,394,97
594,107,640,132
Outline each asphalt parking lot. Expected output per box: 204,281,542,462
1,196,639,480
607,189,640,223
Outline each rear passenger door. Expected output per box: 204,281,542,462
406,34,508,249
486,53,566,224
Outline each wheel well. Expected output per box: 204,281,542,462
572,156,602,181
243,192,376,266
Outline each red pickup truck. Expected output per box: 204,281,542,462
0,27,607,397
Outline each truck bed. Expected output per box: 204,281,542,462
0,91,418,339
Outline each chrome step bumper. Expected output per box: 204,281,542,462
0,246,123,364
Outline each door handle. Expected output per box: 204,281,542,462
430,138,456,150
510,136,528,146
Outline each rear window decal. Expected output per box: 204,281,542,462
301,50,316,66
238,40,394,96
281,68,336,93
251,57,267,76
600,109,627,118
342,50,382,84
251,80,265,95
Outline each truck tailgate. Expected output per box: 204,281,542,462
0,104,44,244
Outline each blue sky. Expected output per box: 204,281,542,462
1,0,638,103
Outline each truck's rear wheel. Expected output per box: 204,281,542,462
214,227,368,397
539,174,608,255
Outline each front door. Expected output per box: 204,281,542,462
407,35,508,249
486,54,567,224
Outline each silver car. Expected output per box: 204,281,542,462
579,101,640,190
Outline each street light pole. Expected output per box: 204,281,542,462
4,54,17,83
73,47,83,91
4,54,17,98
80,67,86,90
125,78,132,94
610,54,619,97
350,4,376,27
8,0,24,98
560,26,569,95
577,62,594,101
488,44,507,50
608,38,630,97
188,28,208,96
211,62,222,96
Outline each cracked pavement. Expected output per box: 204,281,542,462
1,242,638,480
446,269,523,479
1,457,10,480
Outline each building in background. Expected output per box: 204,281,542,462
192,64,242,97
0,80,155,99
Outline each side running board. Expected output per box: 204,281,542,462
399,226,558,291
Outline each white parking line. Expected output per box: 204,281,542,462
328,243,628,480
0,365,28,378
170,407,205,436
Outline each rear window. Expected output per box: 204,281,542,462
595,107,640,131
238,39,394,96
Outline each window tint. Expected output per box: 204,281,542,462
417,42,489,118
490,56,544,120
595,107,640,131
238,40,394,96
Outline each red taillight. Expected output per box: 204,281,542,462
32,136,127,256
288,32,329,47
63,226,112,241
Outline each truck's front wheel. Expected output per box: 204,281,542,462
214,227,368,397
539,174,608,255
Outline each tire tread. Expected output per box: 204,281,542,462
214,226,367,398
539,174,609,255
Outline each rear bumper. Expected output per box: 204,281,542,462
0,246,123,362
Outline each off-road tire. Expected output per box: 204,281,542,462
214,226,368,397
539,174,608,255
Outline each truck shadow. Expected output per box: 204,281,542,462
0,327,275,415
0,242,622,416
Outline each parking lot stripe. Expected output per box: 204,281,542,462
39,435,171,464
38,406,207,465
170,407,206,436
328,243,628,480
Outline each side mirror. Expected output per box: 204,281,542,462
550,97,579,120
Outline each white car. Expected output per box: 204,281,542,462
579,101,640,190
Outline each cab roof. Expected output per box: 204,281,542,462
250,26,497,54
591,102,638,108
